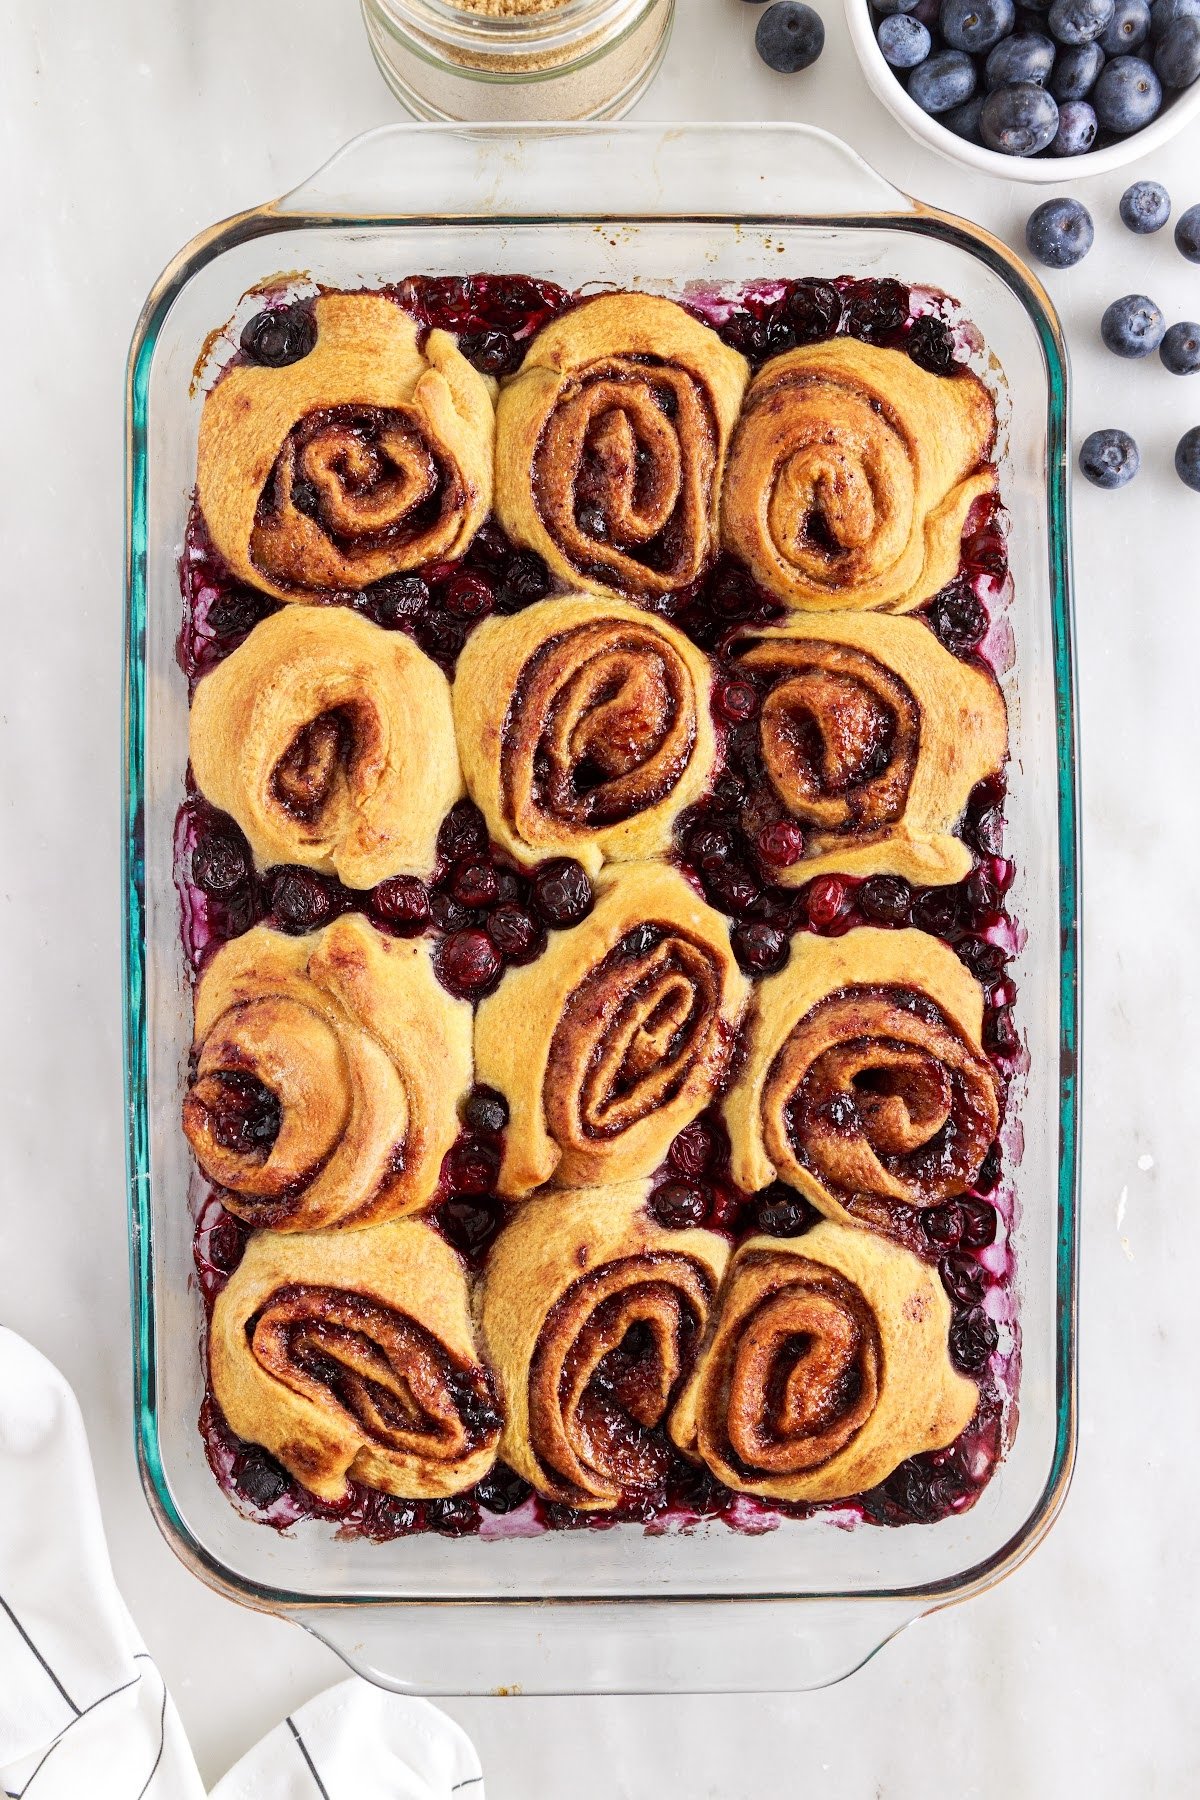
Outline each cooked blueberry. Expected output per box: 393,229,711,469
474,1463,533,1516
458,329,521,377
980,81,1060,152
1161,321,1200,374
733,920,791,976
1101,293,1166,356
496,550,551,612
1048,0,1116,40
1119,179,1171,231
784,278,843,340
942,93,987,137
985,30,1056,85
950,1306,999,1371
1026,197,1095,265
859,875,913,924
906,314,959,372
1175,425,1200,489
926,580,988,653
1102,0,1152,46
531,857,594,927
652,1181,710,1228
462,1085,509,1135
1093,54,1163,129
192,827,249,896
371,874,431,932
910,47,978,111
941,0,1017,49
754,1185,815,1236
233,1449,291,1509
880,12,933,61
1177,202,1200,260
240,304,317,367
1079,428,1140,487
755,1,825,70
269,868,338,933
1154,14,1200,79
1050,98,1099,150
1049,38,1106,93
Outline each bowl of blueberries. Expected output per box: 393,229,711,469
845,0,1200,175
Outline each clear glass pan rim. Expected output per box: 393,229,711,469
122,122,1080,1620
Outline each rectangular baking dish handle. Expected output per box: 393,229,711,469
299,1596,923,1696
271,122,916,223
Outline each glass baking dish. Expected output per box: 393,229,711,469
123,123,1080,1695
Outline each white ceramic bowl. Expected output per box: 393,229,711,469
843,0,1200,182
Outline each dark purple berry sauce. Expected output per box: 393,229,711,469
183,273,1019,1542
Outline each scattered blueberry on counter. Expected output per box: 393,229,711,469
1120,178,1171,229
869,0,1200,154
1177,426,1200,489
1079,428,1141,487
1175,202,1200,260
1101,292,1167,356
1160,321,1200,373
755,1,825,71
1025,195,1095,264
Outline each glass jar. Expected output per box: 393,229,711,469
360,0,674,122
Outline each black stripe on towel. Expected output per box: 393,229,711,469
0,1592,80,1716
286,1716,332,1800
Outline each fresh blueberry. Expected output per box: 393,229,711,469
910,46,979,108
941,0,1017,51
986,30,1057,84
1102,0,1153,47
1050,38,1106,92
1149,0,1200,38
1176,426,1200,489
1101,292,1166,356
943,93,988,136
880,13,933,62
874,0,921,11
1093,54,1163,127
1176,202,1200,259
1050,98,1100,148
980,80,1060,150
1026,196,1095,262
1079,429,1140,487
1155,15,1200,79
1048,0,1116,38
755,1,825,69
1119,179,1171,230
1160,321,1200,373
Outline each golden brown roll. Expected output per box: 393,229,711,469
731,613,1007,886
452,596,717,875
494,293,749,602
197,292,495,602
189,607,462,887
724,928,999,1229
475,863,749,1198
210,1220,501,1502
670,1221,977,1502
479,1181,729,1510
721,338,996,613
183,915,472,1231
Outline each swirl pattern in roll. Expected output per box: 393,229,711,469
475,863,749,1197
494,293,749,602
197,293,495,602
452,596,717,875
731,614,1007,886
724,928,999,1228
480,1182,729,1510
720,338,996,613
670,1221,978,1502
183,915,472,1230
189,607,462,887
210,1220,501,1502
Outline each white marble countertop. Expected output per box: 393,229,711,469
3,1,1197,1791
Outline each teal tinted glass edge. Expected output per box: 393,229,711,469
122,199,1079,1614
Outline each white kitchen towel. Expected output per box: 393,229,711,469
0,1328,485,1799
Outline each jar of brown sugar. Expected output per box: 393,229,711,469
359,0,675,121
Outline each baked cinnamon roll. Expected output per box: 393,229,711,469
724,928,999,1230
730,614,1007,886
453,597,717,875
210,1220,501,1502
495,294,749,602
197,293,495,601
475,863,749,1197
721,338,996,613
479,1182,729,1510
671,1221,977,1502
184,915,472,1230
189,607,462,887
